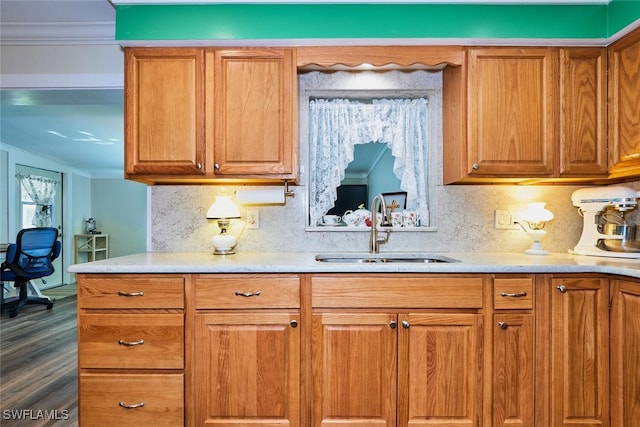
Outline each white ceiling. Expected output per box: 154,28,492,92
0,0,610,178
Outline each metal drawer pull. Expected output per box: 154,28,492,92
119,401,145,409
290,320,298,328
389,320,397,329
402,320,410,329
118,339,144,346
118,291,144,297
500,291,527,298
234,290,261,297
557,285,567,293
498,322,508,330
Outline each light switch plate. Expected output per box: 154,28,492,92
246,209,259,229
494,210,517,229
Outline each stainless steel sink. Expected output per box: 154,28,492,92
314,253,460,264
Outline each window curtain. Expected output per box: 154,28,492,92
309,97,429,226
16,173,60,227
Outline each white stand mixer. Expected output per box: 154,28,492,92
571,186,640,258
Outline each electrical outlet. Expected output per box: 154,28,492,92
246,209,259,229
494,210,518,229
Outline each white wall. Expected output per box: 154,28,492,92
91,179,147,258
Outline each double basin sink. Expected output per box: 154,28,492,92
315,253,460,264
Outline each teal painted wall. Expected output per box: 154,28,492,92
116,1,640,42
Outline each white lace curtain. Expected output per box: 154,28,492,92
16,173,60,227
309,97,429,226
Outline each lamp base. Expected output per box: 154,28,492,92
211,233,237,255
525,240,548,256
213,247,236,255
525,247,549,256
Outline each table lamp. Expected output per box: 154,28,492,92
207,196,241,255
516,202,554,255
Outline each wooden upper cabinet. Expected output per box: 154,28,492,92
124,48,205,177
208,48,297,179
124,47,297,183
608,27,640,178
559,47,608,176
466,47,557,178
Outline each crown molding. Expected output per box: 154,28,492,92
0,22,116,46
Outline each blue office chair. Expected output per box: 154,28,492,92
1,227,61,318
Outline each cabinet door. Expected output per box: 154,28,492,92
550,277,609,427
467,47,556,177
398,313,482,427
608,27,640,177
124,48,205,176
194,312,300,427
492,313,534,427
210,48,297,178
610,279,640,426
312,312,397,427
559,48,607,176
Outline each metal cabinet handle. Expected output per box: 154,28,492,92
500,291,528,298
556,285,567,293
498,321,508,330
402,320,410,329
119,401,145,409
118,291,144,297
195,163,202,170
214,163,220,170
389,320,397,329
472,163,479,170
290,320,298,328
234,290,261,297
118,339,144,346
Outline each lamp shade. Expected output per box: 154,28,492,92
520,202,553,224
207,196,241,219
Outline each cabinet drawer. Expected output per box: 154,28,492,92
195,274,300,309
78,313,183,369
80,372,184,427
312,275,484,308
493,277,534,309
78,275,184,309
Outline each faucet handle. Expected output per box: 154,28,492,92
379,215,392,227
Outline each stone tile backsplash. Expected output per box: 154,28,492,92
150,183,606,254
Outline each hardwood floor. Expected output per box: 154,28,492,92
1,294,78,426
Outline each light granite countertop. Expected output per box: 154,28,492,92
68,251,640,279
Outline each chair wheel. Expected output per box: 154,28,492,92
46,303,54,310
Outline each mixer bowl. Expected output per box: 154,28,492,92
598,223,640,252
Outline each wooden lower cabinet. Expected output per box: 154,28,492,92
491,313,534,427
610,278,640,426
191,274,302,427
76,274,186,426
75,272,640,427
546,276,610,427
398,313,482,427
310,274,484,427
311,312,398,427
489,276,535,427
193,311,300,427
311,311,482,427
